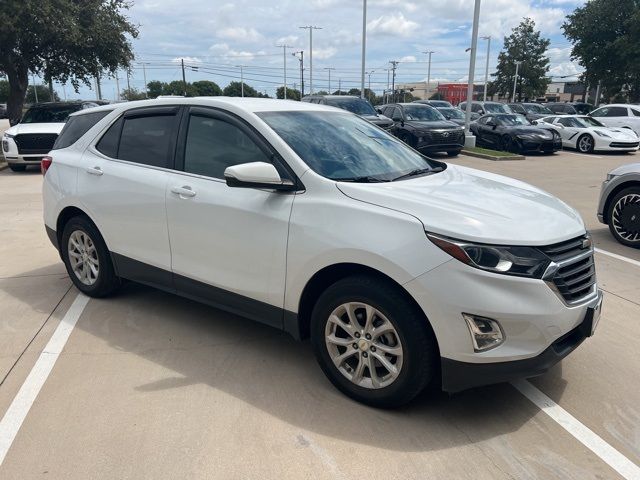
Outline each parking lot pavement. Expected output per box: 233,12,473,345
1,155,639,479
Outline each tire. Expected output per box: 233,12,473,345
447,150,461,157
607,187,640,248
310,275,438,408
500,135,515,153
9,164,27,172
60,215,121,296
399,132,416,148
577,134,594,154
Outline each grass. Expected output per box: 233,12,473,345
463,146,518,157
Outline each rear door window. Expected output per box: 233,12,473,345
53,110,112,150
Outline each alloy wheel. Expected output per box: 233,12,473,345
578,135,593,153
324,302,403,389
612,193,640,243
68,230,100,286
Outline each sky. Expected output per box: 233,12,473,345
57,0,587,100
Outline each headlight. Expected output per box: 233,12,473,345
594,130,611,138
2,132,15,139
427,233,551,278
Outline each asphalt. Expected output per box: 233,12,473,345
0,149,639,479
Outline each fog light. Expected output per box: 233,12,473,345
462,313,504,352
2,140,8,152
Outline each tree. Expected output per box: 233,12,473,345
192,80,222,97
491,18,550,101
26,84,60,103
147,81,164,99
223,81,260,97
121,87,147,101
563,0,640,102
0,1,138,124
429,92,445,100
276,86,301,100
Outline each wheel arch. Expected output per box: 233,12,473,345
56,206,101,248
603,180,640,224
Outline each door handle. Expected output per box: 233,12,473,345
86,166,103,176
170,186,197,198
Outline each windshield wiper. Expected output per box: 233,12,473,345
391,166,443,182
333,176,389,183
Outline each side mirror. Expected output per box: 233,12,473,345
486,120,496,127
376,108,383,114
392,115,403,122
531,120,538,125
224,162,297,191
478,109,485,115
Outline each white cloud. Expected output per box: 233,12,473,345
313,47,338,60
368,12,419,37
399,55,417,63
276,35,300,46
218,27,263,42
171,56,202,64
209,43,257,61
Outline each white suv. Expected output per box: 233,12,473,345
590,103,640,137
43,98,603,407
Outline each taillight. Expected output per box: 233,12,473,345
41,156,52,175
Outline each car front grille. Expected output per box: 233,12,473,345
609,142,639,148
424,129,464,145
14,133,58,154
539,235,596,303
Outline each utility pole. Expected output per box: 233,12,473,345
299,25,322,94
324,67,335,93
463,0,481,137
94,77,100,101
31,74,38,103
236,65,245,97
422,51,434,98
181,59,187,96
512,60,521,103
594,80,602,107
115,71,121,101
360,0,367,98
338,78,342,94
481,36,491,101
386,68,390,104
292,51,304,98
365,71,374,101
126,68,131,91
96,73,102,101
276,44,292,99
389,60,398,103
141,63,148,98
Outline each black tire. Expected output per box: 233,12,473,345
310,275,438,408
500,135,515,153
9,164,27,172
399,132,416,148
577,134,594,154
60,215,121,296
447,150,461,157
606,187,640,248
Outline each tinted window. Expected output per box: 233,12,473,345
183,114,271,179
632,109,640,117
95,117,123,158
602,107,628,117
118,114,177,168
21,104,83,123
53,110,112,150
403,105,445,121
324,98,377,115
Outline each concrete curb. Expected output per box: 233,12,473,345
461,149,525,161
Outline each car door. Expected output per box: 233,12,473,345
78,106,181,287
164,106,295,327
555,117,579,147
591,106,628,129
475,116,493,146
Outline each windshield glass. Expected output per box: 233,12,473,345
438,107,464,119
497,114,531,126
581,116,605,127
21,105,82,123
324,98,377,116
403,105,445,121
484,103,513,114
524,104,553,114
429,100,452,108
258,111,440,181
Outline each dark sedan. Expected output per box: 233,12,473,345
380,103,464,156
470,114,562,153
436,106,469,126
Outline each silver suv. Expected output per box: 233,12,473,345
598,162,640,247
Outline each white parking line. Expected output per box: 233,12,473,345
512,379,640,479
595,248,640,268
0,293,88,467
562,151,604,159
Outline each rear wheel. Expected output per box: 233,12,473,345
8,164,27,172
447,150,461,157
500,135,515,153
61,216,121,296
311,275,437,408
607,187,640,248
577,134,594,153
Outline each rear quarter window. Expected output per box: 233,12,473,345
52,110,112,150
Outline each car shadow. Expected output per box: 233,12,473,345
1,267,570,452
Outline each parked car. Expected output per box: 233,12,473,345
380,103,464,156
301,95,393,129
436,106,478,125
458,101,513,116
546,103,579,115
413,99,453,108
589,104,640,137
0,103,7,119
508,102,554,121
570,102,594,115
2,101,100,171
536,115,639,153
470,113,562,153
43,98,602,407
597,163,640,248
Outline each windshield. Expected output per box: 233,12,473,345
484,103,513,114
438,107,464,119
324,98,377,116
581,116,605,127
497,115,531,126
258,111,441,181
403,105,445,121
429,100,452,108
523,104,553,114
21,105,82,123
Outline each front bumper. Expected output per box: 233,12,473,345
519,137,562,152
416,141,464,153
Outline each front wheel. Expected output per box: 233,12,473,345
577,134,594,153
607,187,640,248
500,135,517,153
447,150,461,157
311,275,437,408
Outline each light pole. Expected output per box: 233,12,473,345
422,51,434,99
324,67,335,93
292,51,304,98
299,25,322,94
463,0,481,137
181,59,187,96
360,0,367,98
141,62,149,98
235,66,245,97
389,60,398,103
365,70,374,101
31,74,38,103
481,36,491,101
512,60,521,103
276,44,292,99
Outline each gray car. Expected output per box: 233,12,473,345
597,162,640,247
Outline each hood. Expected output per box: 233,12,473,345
604,128,638,140
336,164,585,245
446,118,466,126
526,113,548,120
4,122,65,136
362,114,393,126
510,126,554,136
405,120,460,130
608,162,640,176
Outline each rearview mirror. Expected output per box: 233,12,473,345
224,162,297,191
